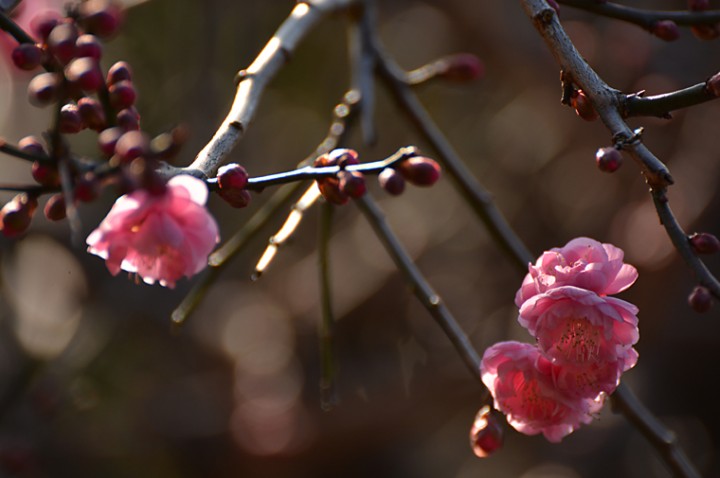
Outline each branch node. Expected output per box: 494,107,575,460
233,69,254,86
229,121,245,133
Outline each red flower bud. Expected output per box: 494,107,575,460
338,170,366,198
571,90,598,121
651,20,680,41
688,286,713,313
689,232,720,254
470,405,504,458
378,168,405,196
27,73,60,107
595,147,622,173
217,163,249,190
11,43,44,71
1,194,38,238
397,157,441,187
43,194,67,221
440,53,485,82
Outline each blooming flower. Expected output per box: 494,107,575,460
518,286,639,365
480,341,603,442
515,237,638,308
87,175,219,288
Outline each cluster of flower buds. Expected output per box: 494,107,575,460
313,149,441,205
687,0,720,40
0,1,194,238
686,232,720,312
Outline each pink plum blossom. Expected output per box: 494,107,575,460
552,347,638,399
480,341,603,442
515,237,638,308
87,175,219,288
518,286,639,366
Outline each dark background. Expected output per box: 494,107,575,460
0,0,719,476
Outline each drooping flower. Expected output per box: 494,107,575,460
480,341,603,443
87,175,219,288
515,237,638,308
518,286,639,366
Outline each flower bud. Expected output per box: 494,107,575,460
706,72,720,97
1,194,38,238
688,286,713,313
31,13,60,42
79,0,124,39
75,34,103,60
98,127,124,156
470,405,504,458
108,80,136,109
318,179,348,205
78,97,106,131
11,43,44,71
651,20,680,41
689,232,720,254
31,161,60,187
116,107,140,131
19,136,46,157
571,90,598,121
43,194,66,221
47,22,79,65
106,61,132,85
338,170,366,198
440,53,485,82
378,168,405,196
27,73,60,107
326,148,358,168
59,104,84,134
689,0,710,11
217,163,249,190
397,157,441,187
595,147,622,173
74,173,100,202
218,188,252,208
114,130,149,163
691,24,720,40
65,57,104,92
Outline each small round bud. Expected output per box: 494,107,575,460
651,20,680,41
217,163,249,190
547,0,560,14
397,157,441,187
11,43,44,71
595,147,622,173
47,22,79,65
688,286,713,313
114,130,149,163
571,90,598,121
65,57,104,92
218,188,252,208
327,148,358,168
440,53,485,82
116,107,140,131
98,127,124,156
706,72,720,97
106,61,132,85
31,13,60,42
378,168,405,196
79,0,124,39
108,80,136,109
1,194,38,238
77,97,106,131
75,34,103,60
689,0,710,11
74,173,100,202
689,232,720,254
43,194,66,221
338,170,366,198
31,161,60,187
27,73,60,107
19,136,46,157
318,179,349,205
59,104,84,134
470,406,504,458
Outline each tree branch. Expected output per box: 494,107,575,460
559,0,720,28
188,0,358,177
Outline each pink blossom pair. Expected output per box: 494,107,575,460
481,238,639,442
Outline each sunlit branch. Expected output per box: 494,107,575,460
188,0,358,177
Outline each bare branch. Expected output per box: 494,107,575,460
559,0,720,28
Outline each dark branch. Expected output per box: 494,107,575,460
559,0,720,28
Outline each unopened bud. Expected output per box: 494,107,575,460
338,170,366,198
651,20,680,41
688,285,713,313
440,53,485,82
689,232,720,254
706,72,720,97
217,163,249,190
1,194,38,238
318,178,349,205
43,194,66,221
571,90,598,121
378,168,405,196
327,148,358,168
11,43,44,71
397,157,441,187
470,405,504,458
595,147,622,173
691,24,720,40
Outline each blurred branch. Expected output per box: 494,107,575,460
558,0,720,28
188,0,358,177
371,41,534,270
0,8,35,44
355,194,488,396
348,0,377,145
318,201,338,410
612,384,701,478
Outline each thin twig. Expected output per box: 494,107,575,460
623,82,718,119
318,201,338,410
0,9,36,44
348,0,377,145
188,0,358,177
559,0,720,28
355,193,487,394
372,41,534,269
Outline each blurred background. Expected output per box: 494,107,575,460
0,0,719,476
